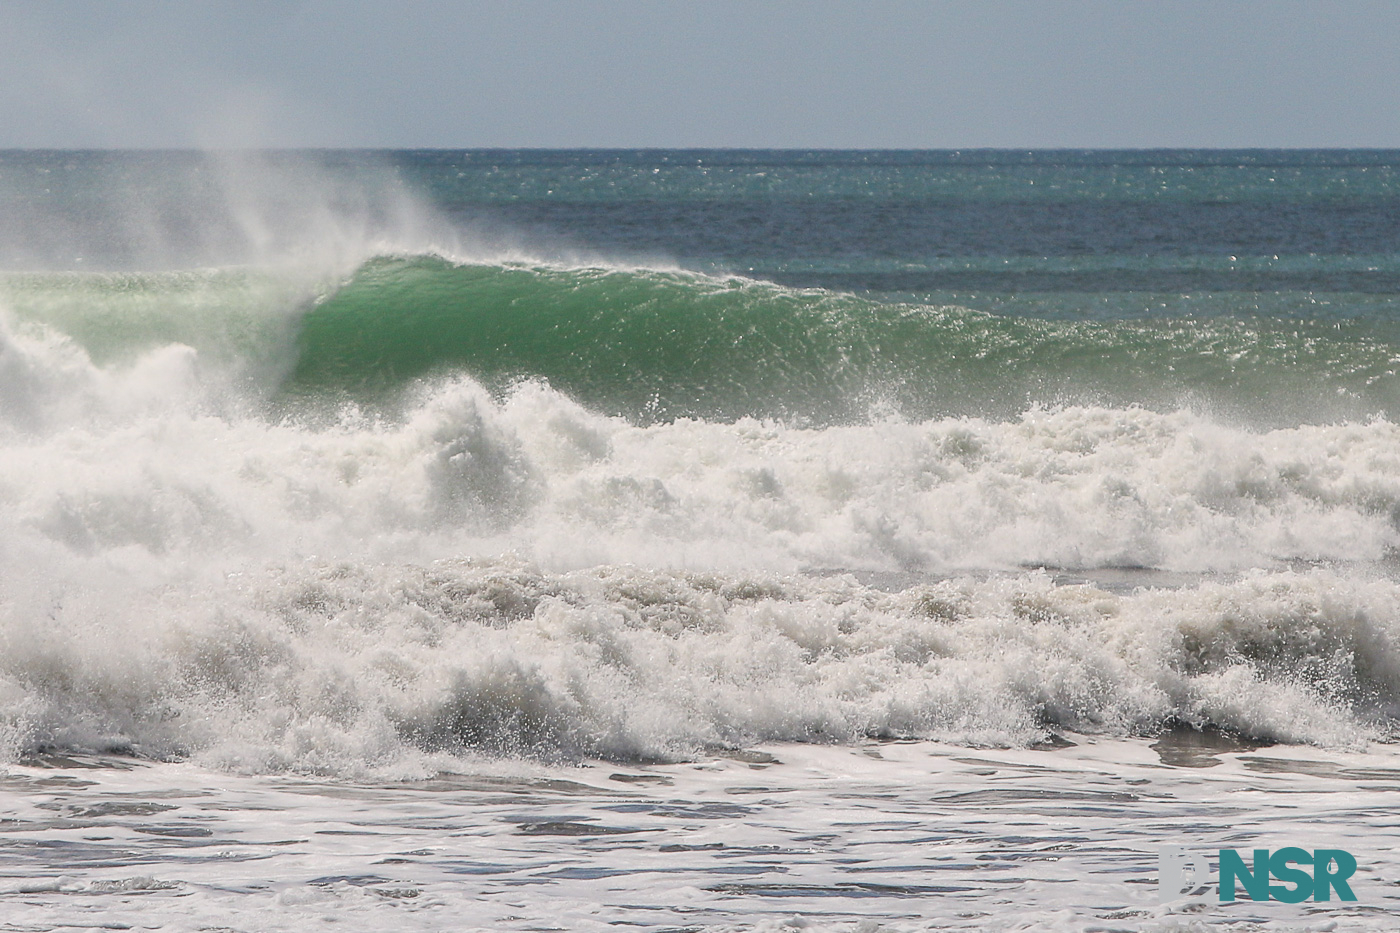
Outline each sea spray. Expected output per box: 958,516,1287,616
0,150,454,273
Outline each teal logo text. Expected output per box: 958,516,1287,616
1159,847,1358,903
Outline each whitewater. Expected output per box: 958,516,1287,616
3,149,1400,930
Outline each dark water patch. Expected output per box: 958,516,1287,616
0,818,95,834
701,865,796,876
1028,733,1078,750
307,874,390,886
131,825,215,838
295,774,624,797
39,802,178,819
949,758,1059,772
1099,908,1153,920
709,749,781,765
608,772,674,785
601,803,755,819
934,788,1139,805
0,838,147,867
512,820,654,837
16,753,147,771
537,867,646,880
1240,756,1400,781
659,843,726,853
707,881,974,897
441,860,523,875
830,792,900,800
0,773,98,791
1151,725,1269,768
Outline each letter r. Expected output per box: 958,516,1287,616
1313,849,1358,901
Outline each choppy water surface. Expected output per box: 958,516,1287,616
5,739,1400,932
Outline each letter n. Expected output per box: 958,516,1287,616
1219,849,1270,902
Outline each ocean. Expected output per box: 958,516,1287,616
2,149,1400,930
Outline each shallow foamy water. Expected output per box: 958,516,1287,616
4,738,1399,932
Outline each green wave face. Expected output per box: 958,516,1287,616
289,256,1400,425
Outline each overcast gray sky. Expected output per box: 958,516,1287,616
2,0,1398,149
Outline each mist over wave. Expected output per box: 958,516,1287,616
0,150,453,273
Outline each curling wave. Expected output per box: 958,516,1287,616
291,256,1400,425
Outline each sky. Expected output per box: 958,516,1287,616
2,0,1399,149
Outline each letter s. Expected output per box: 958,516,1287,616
1269,847,1314,903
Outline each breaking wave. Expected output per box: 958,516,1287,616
5,248,1400,772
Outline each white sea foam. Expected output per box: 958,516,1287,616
5,310,1400,770
2,549,1397,774
7,320,1400,575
